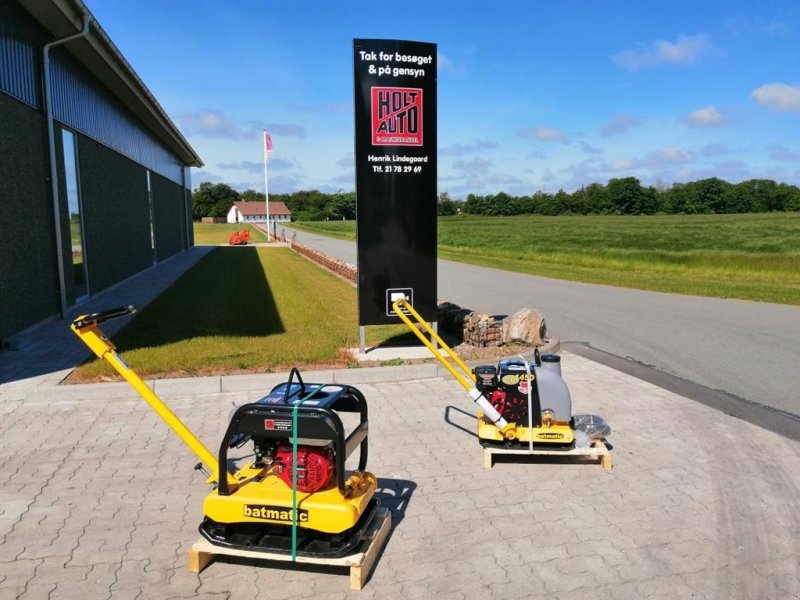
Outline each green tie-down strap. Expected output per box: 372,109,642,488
291,384,325,561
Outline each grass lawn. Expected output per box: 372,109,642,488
289,213,800,305
71,247,412,380
193,222,268,245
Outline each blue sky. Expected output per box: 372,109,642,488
87,0,799,198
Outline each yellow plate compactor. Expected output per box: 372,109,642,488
72,306,379,558
392,298,578,447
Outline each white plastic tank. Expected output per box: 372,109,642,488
535,354,572,422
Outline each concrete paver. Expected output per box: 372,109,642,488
1,354,799,599
1,244,799,598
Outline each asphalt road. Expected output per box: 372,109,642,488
284,226,800,424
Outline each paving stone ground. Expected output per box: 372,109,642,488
2,353,798,600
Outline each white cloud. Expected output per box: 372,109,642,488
770,145,800,162
191,171,223,187
331,171,355,184
608,159,633,171
180,110,245,139
452,157,493,174
218,158,293,172
178,109,306,139
483,173,524,186
700,144,730,156
725,16,789,38
268,174,304,194
579,141,604,155
613,34,722,71
751,83,800,112
644,147,696,165
683,105,727,128
601,114,641,137
288,102,351,113
438,51,455,71
682,161,752,183
218,160,262,172
336,155,354,168
438,50,469,74
518,126,567,143
601,147,696,174
265,124,307,137
440,140,499,157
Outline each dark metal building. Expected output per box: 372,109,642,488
0,0,202,343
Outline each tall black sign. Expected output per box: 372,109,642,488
353,39,437,326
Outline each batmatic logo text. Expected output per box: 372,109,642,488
371,87,423,146
243,504,309,523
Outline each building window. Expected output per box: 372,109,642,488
146,171,156,263
62,129,88,300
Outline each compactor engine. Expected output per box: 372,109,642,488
472,354,575,446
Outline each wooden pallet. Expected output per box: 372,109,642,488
482,439,612,472
188,508,391,590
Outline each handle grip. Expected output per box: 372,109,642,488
71,305,137,329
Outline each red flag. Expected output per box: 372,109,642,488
264,131,273,154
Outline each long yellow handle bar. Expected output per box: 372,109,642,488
70,314,228,485
391,298,475,392
391,298,511,432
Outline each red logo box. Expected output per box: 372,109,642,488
371,87,423,146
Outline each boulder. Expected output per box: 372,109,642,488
503,308,547,345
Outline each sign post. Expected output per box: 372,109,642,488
353,39,437,346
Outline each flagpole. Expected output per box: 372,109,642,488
263,130,270,241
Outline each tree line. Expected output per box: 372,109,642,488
456,177,800,216
192,177,799,221
191,183,356,221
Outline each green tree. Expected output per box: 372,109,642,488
607,177,652,214
693,177,733,213
568,187,590,215
463,193,486,215
191,182,239,219
531,191,554,215
438,192,457,216
785,184,800,211
328,191,356,220
664,182,699,214
584,182,612,214
240,189,265,202
490,192,515,215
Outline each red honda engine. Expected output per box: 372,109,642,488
274,445,334,493
488,389,529,423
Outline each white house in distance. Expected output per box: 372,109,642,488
227,200,292,225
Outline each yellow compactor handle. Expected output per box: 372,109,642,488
70,307,228,485
391,298,512,435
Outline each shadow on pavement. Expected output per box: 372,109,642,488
0,247,213,385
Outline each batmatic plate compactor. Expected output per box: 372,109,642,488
391,298,610,450
71,306,379,559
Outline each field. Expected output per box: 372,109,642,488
288,213,800,305
70,247,410,380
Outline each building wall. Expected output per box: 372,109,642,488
0,1,197,338
0,1,47,108
185,187,194,246
0,92,59,340
0,1,183,185
78,135,152,294
51,48,184,185
151,171,185,262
